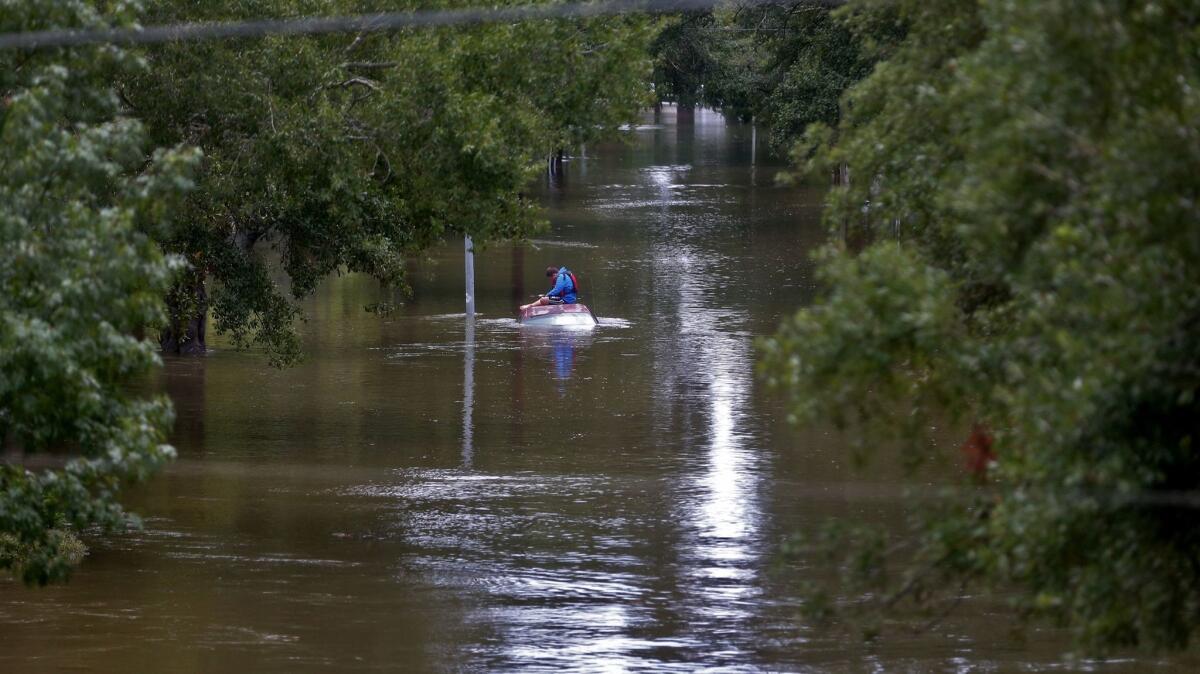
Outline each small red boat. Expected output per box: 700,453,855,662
518,303,598,328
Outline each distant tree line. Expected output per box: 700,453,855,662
650,1,900,153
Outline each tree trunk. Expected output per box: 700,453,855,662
160,272,207,356
548,148,566,188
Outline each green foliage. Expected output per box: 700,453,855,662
0,0,196,584
760,243,968,438
126,0,656,365
1,527,88,578
651,2,898,152
720,2,898,151
763,0,1200,652
649,12,719,108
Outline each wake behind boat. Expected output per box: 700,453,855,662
518,302,598,328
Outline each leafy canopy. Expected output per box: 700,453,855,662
762,0,1200,652
127,0,657,364
651,2,897,152
0,0,197,584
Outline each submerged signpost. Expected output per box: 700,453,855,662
463,234,475,467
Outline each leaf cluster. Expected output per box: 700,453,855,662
1,0,196,584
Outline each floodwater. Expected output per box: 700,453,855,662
2,108,1195,673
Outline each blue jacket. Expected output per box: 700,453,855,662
547,267,578,303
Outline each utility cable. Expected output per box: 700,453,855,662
0,0,847,51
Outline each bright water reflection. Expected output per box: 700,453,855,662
641,117,766,653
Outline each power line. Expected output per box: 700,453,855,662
0,0,847,51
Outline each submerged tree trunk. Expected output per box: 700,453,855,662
832,163,851,246
548,148,566,188
160,272,207,356
831,162,850,188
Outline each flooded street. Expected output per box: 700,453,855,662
1,108,1194,672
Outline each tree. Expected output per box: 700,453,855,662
649,11,720,110
748,1,897,152
762,0,1200,652
650,2,895,152
124,0,657,365
0,1,197,584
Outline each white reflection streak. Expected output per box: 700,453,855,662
691,336,761,608
701,371,751,554
506,604,634,669
652,109,759,607
646,166,674,210
462,312,475,468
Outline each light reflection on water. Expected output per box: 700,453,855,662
643,133,768,654
462,313,475,468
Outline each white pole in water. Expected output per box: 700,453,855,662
464,234,475,318
462,308,475,468
462,234,475,468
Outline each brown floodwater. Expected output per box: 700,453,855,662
2,107,1196,672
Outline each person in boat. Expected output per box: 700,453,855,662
520,266,578,311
